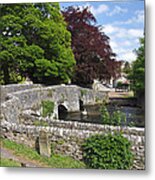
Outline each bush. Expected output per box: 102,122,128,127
82,133,134,169
111,110,126,126
100,104,110,124
100,104,126,126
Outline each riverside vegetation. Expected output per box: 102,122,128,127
81,103,134,169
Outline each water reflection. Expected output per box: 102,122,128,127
59,104,145,127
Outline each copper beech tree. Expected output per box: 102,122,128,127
62,6,121,86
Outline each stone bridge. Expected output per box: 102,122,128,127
1,84,108,123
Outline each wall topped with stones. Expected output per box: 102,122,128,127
1,120,145,170
1,84,42,102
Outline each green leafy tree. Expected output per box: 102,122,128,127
123,61,131,74
0,3,75,84
129,37,145,95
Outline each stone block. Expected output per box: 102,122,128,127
39,130,51,158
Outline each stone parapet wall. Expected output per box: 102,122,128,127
21,114,144,137
1,120,145,169
1,84,42,102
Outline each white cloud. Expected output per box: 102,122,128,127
77,3,109,16
135,10,144,23
90,4,109,16
110,40,118,49
120,51,137,62
128,29,143,37
113,9,144,25
102,24,119,34
107,5,128,16
102,24,143,39
101,24,143,62
121,40,132,46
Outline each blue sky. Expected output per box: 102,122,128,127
60,0,145,62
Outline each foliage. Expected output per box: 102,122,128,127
100,103,126,126
82,133,134,169
41,100,54,117
123,61,131,75
1,158,21,167
111,110,126,126
100,103,110,124
0,3,75,85
116,81,123,88
62,6,121,86
128,37,145,95
1,138,86,168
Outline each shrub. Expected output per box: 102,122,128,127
82,133,134,169
41,100,54,117
100,104,110,124
100,104,126,126
111,110,126,126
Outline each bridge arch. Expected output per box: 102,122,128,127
79,99,84,111
58,103,68,120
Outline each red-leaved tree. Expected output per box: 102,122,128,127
62,6,121,86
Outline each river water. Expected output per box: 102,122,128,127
59,102,145,128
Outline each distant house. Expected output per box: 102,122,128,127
109,60,130,90
113,74,129,86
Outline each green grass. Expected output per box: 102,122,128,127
1,158,21,167
1,138,85,169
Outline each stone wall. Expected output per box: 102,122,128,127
0,84,145,169
1,120,145,169
1,84,42,102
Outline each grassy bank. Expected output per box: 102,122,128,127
1,158,21,167
1,138,85,168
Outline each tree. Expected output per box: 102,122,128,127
62,6,121,86
129,37,145,95
0,3,75,85
123,61,131,75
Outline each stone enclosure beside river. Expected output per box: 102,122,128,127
0,84,145,169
